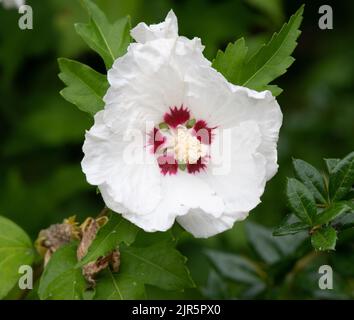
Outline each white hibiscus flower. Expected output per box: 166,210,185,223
0,0,24,9
82,10,283,238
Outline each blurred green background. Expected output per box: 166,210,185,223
0,0,353,299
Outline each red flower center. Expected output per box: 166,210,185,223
149,105,215,175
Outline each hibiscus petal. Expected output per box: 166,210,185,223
185,66,282,181
177,209,249,238
204,121,267,213
131,10,178,44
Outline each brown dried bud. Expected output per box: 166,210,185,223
77,216,119,287
81,250,120,287
77,217,99,261
110,249,121,273
36,214,120,287
35,216,80,266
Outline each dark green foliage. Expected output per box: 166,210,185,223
274,153,354,252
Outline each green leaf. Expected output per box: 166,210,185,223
75,0,131,69
94,269,145,300
212,38,248,84
132,226,182,248
201,269,228,300
246,222,306,264
314,202,351,225
324,158,340,174
132,222,187,248
205,249,262,284
0,216,35,299
286,178,317,225
120,242,194,291
212,40,283,97
293,158,327,204
77,213,139,267
329,152,354,201
311,226,337,251
273,221,308,236
332,204,354,230
38,243,86,300
343,200,354,210
266,84,283,96
58,58,108,115
239,5,304,93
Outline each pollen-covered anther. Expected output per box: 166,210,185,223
173,127,208,164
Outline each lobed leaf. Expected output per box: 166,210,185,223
212,6,303,96
76,0,131,69
212,38,248,85
120,242,194,291
58,58,108,115
239,5,304,92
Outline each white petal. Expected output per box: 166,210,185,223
120,188,187,233
163,172,224,217
113,171,224,233
205,121,267,213
177,209,249,238
227,85,282,180
81,111,122,185
185,66,282,180
99,183,129,215
82,111,163,216
103,36,209,134
131,10,178,43
104,158,162,216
